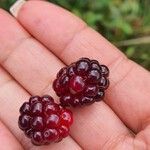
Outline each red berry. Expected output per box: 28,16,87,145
58,125,69,139
43,129,59,143
60,109,73,126
69,76,85,93
53,58,110,107
45,103,60,114
18,95,73,146
46,114,60,128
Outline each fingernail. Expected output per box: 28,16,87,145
10,0,26,17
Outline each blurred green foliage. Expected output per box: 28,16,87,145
0,0,150,70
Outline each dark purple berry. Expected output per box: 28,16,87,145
60,94,72,107
67,64,76,77
41,95,54,105
81,97,95,105
76,59,90,75
101,65,109,77
87,69,101,83
25,129,33,138
53,79,66,96
19,102,30,114
53,58,109,107
31,102,43,115
31,131,44,145
18,114,31,130
57,67,67,78
29,96,41,105
95,90,105,101
70,97,80,107
31,116,44,131
84,85,98,97
98,76,109,89
91,60,101,71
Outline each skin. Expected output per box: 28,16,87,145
0,1,150,149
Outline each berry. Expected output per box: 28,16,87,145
84,84,98,97
18,95,73,146
31,131,44,145
60,109,73,126
76,59,90,75
95,90,105,101
81,96,94,105
53,58,109,107
46,114,60,128
43,129,59,143
19,115,31,130
58,125,69,139
69,76,85,93
87,69,101,83
101,65,109,77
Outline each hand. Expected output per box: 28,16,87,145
0,1,150,150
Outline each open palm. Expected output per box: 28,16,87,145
0,1,150,150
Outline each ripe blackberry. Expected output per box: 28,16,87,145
18,95,73,145
53,58,110,107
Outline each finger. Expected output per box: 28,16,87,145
16,0,150,133
0,7,132,149
0,121,23,150
0,66,81,150
0,8,64,95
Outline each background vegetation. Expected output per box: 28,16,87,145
0,0,150,70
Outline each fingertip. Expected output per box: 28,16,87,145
16,0,86,52
10,0,26,17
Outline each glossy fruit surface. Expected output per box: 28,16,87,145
53,58,110,107
19,95,73,145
